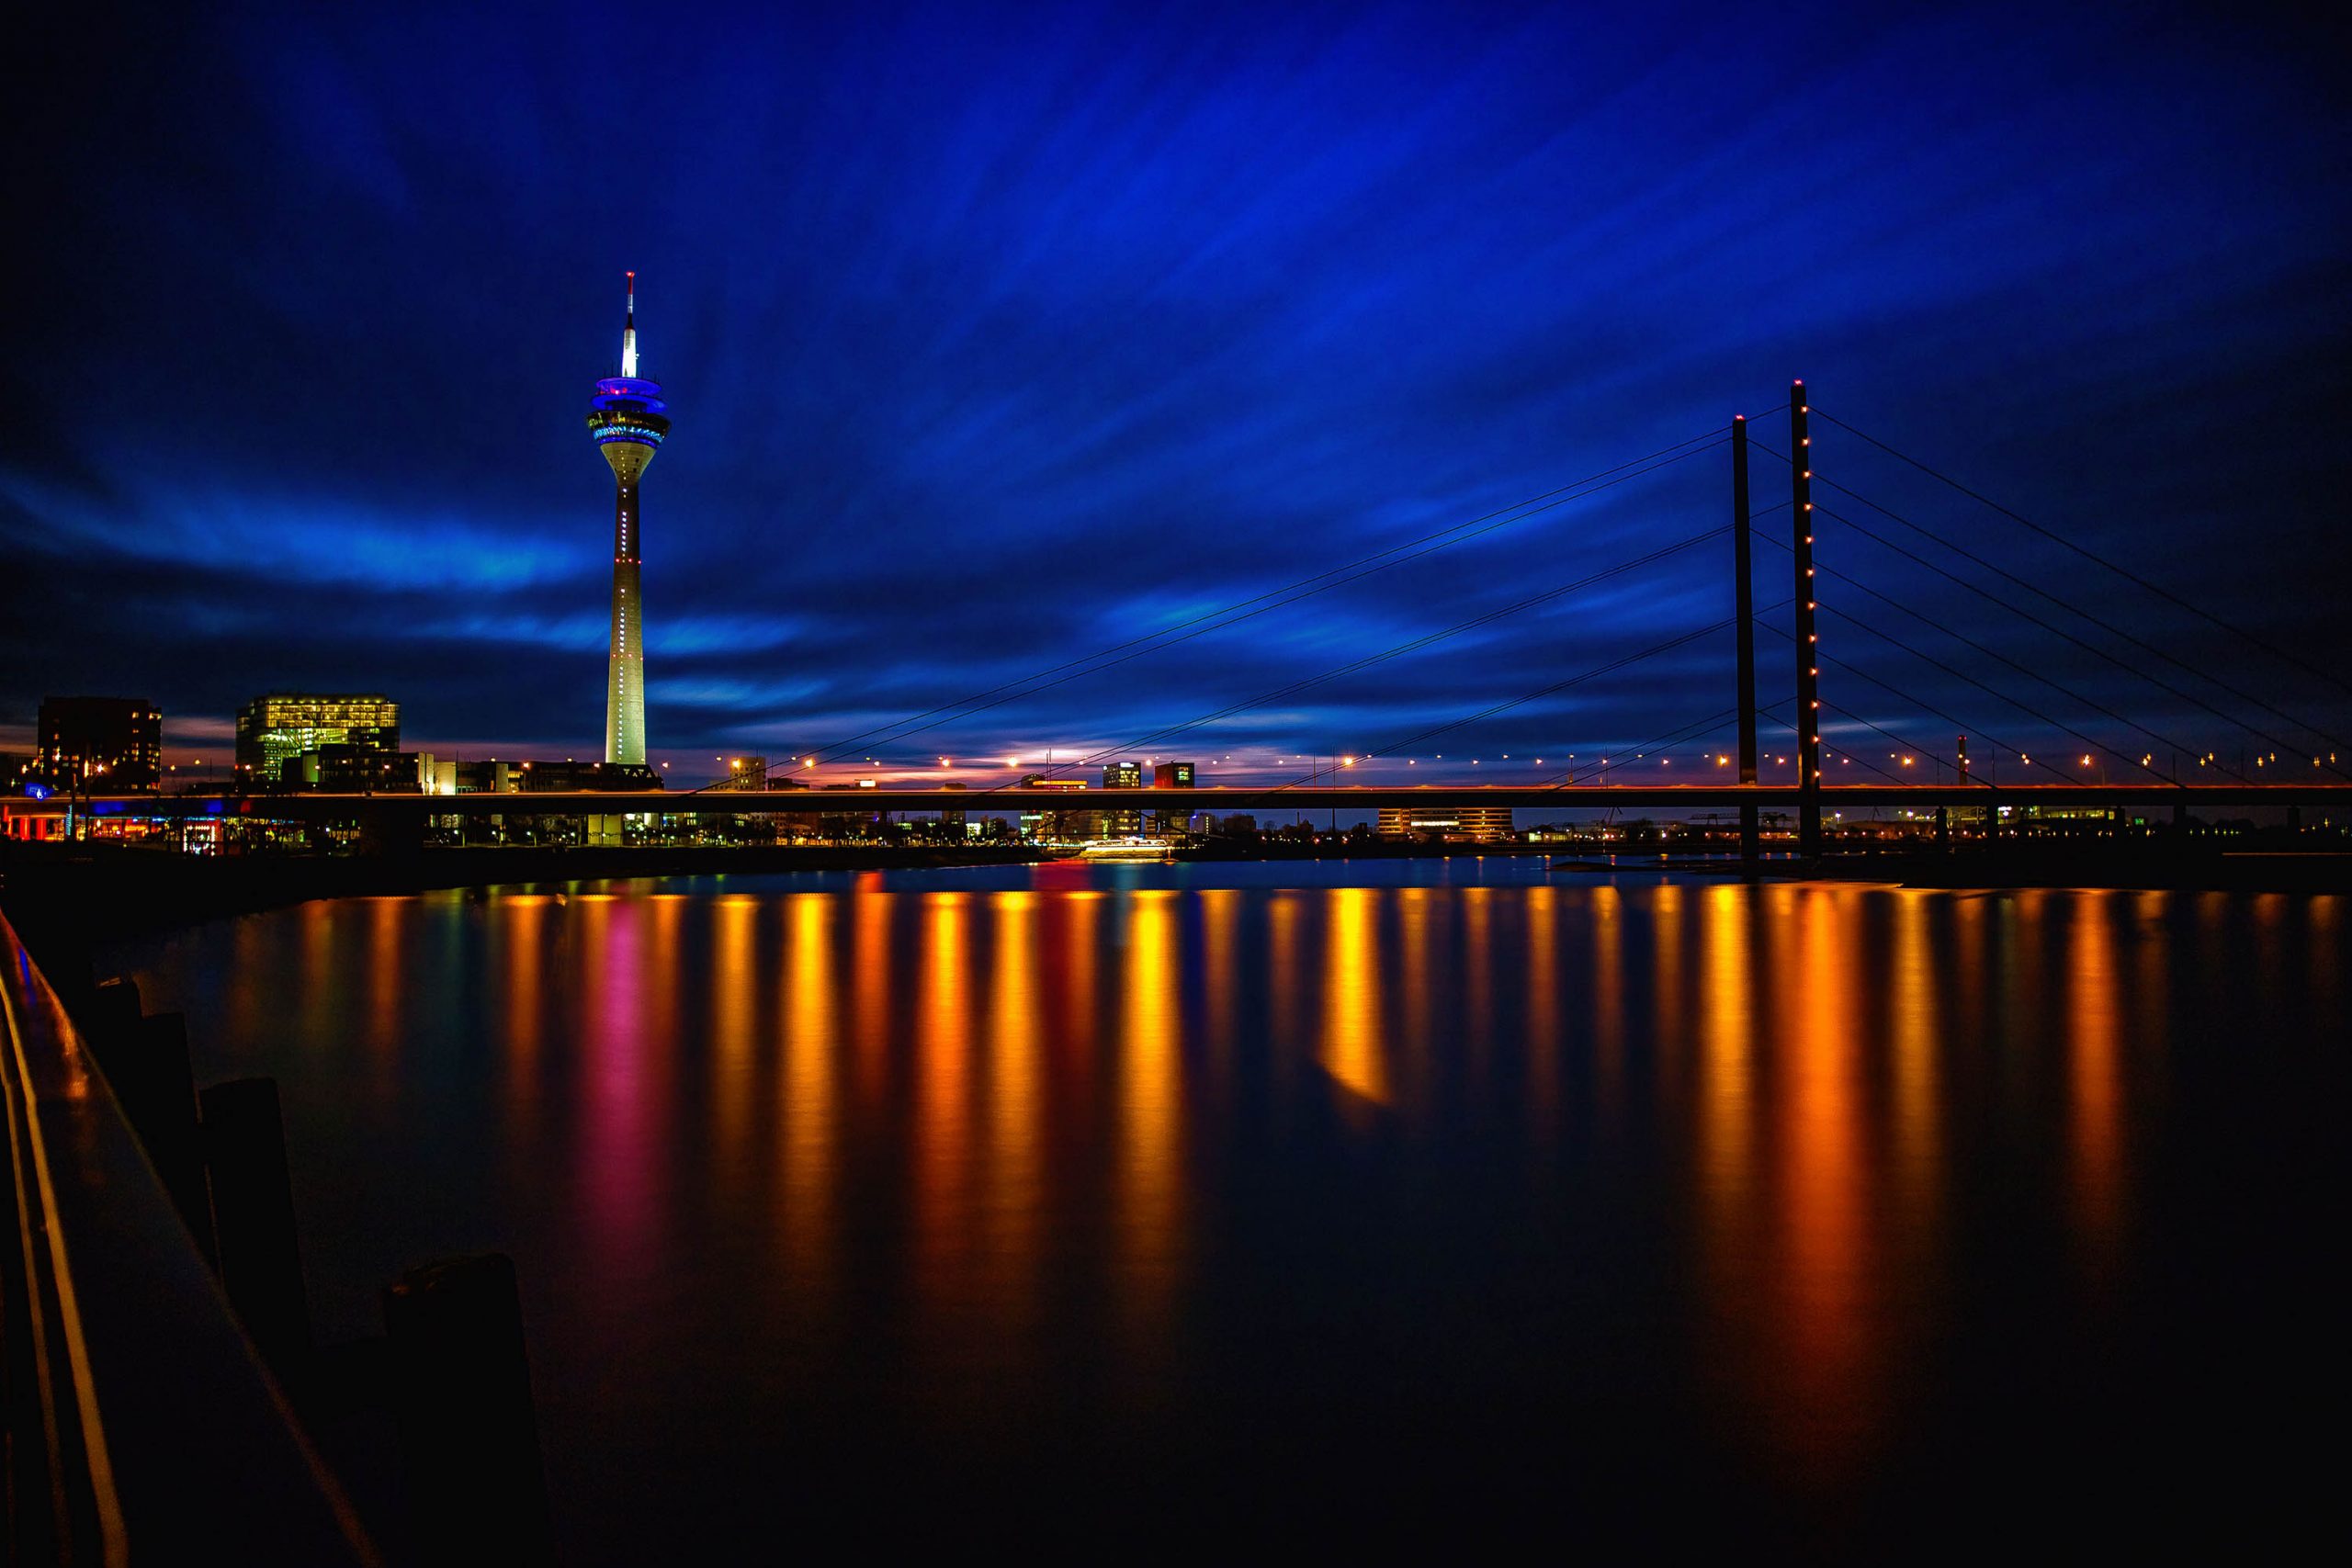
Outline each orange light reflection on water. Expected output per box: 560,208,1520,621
503,894,546,1147
1771,888,1877,1487
981,891,1044,1349
852,884,892,1112
366,897,405,1064
1589,886,1623,1118
1523,885,1558,1134
1320,887,1388,1106
2068,892,2123,1276
121,871,2328,1557
1116,891,1186,1376
914,893,976,1347
780,893,838,1319
1697,885,1758,1286
1888,892,1940,1244
714,896,758,1167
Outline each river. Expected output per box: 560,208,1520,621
113,860,2345,1557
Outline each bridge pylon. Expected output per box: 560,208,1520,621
1791,380,1823,856
1732,412,1759,868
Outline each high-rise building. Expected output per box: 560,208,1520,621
1100,761,1142,836
287,744,421,793
38,696,163,791
1018,774,1091,840
236,694,400,782
586,273,673,766
1151,760,1194,834
717,756,769,792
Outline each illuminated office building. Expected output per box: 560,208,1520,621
38,695,163,791
1151,760,1194,834
235,694,399,782
1100,761,1143,835
288,744,421,793
1018,774,1090,840
1375,805,1514,843
586,273,673,766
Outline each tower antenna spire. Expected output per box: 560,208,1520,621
621,271,639,378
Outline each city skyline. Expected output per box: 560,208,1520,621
5,13,2346,1560
4,5,2346,780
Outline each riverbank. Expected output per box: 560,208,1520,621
1793,844,2352,893
0,840,1051,977
6,836,2344,978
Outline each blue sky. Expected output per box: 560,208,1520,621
6,2,2346,788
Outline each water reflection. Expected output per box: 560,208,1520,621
2068,893,2124,1277
913,892,974,1348
1775,887,1874,1482
982,892,1042,1348
781,895,837,1317
1698,885,1757,1280
1117,893,1185,1374
1320,886,1387,1105
115,873,2350,1562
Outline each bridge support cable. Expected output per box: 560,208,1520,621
1756,617,2088,784
1807,499,2344,780
1749,524,2195,781
1812,561,2241,782
787,428,1734,772
1821,597,2248,784
1811,408,2352,700
1523,697,1917,791
1817,701,1995,786
1732,414,1761,863
1529,705,1744,788
1796,611,2098,784
1815,606,2182,784
1755,438,2320,777
1748,434,2352,766
1555,698,1839,784
991,527,1736,792
1252,615,1764,795
1137,615,1741,796
1702,694,1921,788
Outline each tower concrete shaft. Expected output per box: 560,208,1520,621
605,466,647,765
585,273,670,767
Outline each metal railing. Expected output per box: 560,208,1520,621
1,909,376,1564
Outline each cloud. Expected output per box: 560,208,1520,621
5,3,2346,771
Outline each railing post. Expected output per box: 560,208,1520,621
1791,380,1823,856
84,979,217,1267
1733,413,1759,869
201,1077,312,1379
383,1253,554,1565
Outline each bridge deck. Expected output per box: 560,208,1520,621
14,782,2351,818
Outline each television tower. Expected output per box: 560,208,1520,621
585,272,672,765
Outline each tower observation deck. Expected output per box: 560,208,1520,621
586,272,671,765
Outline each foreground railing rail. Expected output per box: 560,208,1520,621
1,909,375,1564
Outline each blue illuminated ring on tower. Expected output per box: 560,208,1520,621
587,376,672,448
591,419,669,448
590,376,669,414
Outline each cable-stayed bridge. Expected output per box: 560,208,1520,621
28,382,2352,848
646,378,2349,844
